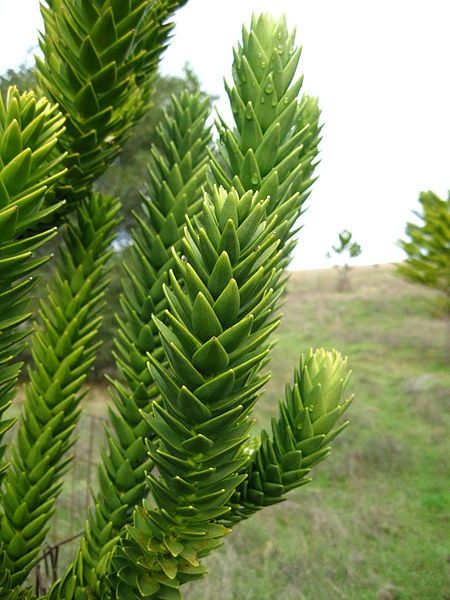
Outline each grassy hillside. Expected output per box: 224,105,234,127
182,264,450,600
17,265,450,598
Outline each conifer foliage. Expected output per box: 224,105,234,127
0,4,354,599
37,0,188,209
0,193,120,587
211,14,322,264
111,184,351,598
58,91,213,598
0,86,66,600
0,87,66,488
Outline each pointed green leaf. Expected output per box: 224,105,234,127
192,292,223,341
192,337,229,376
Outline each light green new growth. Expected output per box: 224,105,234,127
111,185,282,598
0,6,354,600
228,349,352,522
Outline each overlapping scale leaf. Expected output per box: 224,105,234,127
210,13,322,267
110,185,285,598
51,91,212,599
0,548,34,600
0,87,66,486
227,348,353,522
0,193,120,587
37,0,188,210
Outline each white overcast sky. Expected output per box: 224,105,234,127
1,0,449,269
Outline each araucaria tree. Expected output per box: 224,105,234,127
398,191,450,315
329,229,362,291
0,3,353,599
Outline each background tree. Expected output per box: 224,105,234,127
328,229,362,291
398,190,450,315
0,64,36,97
95,65,215,228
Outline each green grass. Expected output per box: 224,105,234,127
13,265,450,598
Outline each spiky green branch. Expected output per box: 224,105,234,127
110,186,285,598
227,349,352,523
107,16,350,598
37,0,188,210
0,87,66,487
0,549,34,600
211,13,322,265
0,193,120,587
49,91,212,599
